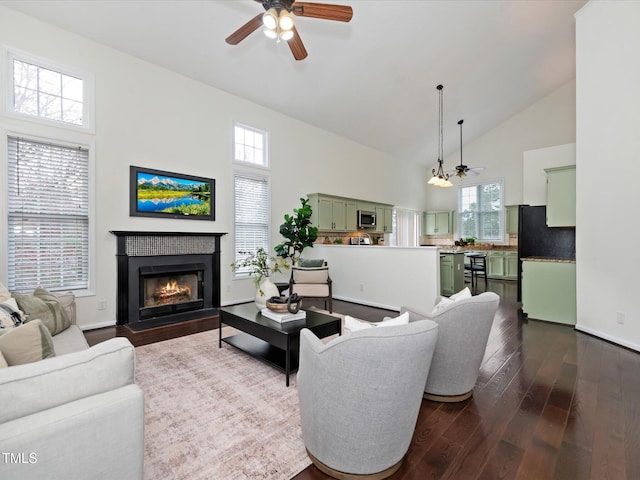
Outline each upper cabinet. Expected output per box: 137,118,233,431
375,205,393,233
545,165,576,227
424,211,454,235
308,193,390,233
505,205,519,235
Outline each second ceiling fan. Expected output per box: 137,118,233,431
450,119,484,178
225,0,353,61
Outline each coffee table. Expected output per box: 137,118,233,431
219,303,341,386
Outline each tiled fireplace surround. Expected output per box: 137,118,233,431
111,231,225,330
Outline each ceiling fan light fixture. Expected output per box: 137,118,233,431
280,29,294,41
263,27,278,39
262,8,278,30
279,11,295,31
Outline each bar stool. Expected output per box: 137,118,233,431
464,253,487,289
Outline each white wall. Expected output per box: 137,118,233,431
0,6,428,329
425,79,576,241
522,143,576,206
575,1,640,351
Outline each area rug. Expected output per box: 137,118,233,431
135,328,311,480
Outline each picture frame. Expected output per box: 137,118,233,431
129,166,215,221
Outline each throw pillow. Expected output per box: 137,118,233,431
0,298,25,331
0,319,56,366
432,287,472,313
13,287,71,336
297,258,325,268
345,312,410,333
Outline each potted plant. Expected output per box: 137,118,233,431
230,248,289,309
274,197,319,265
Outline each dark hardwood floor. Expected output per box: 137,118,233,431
84,280,640,480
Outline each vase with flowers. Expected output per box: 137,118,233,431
230,247,289,309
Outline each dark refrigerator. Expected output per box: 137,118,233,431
517,205,575,301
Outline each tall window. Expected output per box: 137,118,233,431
391,209,421,247
233,173,270,275
458,180,503,241
234,123,268,168
7,50,93,130
7,136,90,292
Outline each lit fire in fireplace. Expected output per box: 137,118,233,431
152,280,192,305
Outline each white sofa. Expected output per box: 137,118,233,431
0,294,144,480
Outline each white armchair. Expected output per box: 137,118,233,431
402,292,499,402
297,320,439,479
289,263,332,312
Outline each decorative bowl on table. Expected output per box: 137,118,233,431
266,297,290,312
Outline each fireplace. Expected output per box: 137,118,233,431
111,231,226,330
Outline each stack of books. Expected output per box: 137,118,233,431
261,308,306,323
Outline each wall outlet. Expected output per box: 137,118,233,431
98,300,107,311
359,284,364,292
226,284,231,293
616,312,625,325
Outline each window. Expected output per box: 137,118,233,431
7,136,90,292
233,123,268,168
233,172,270,275
391,209,421,247
6,50,93,130
458,180,503,241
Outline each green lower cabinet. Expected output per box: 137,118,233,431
487,251,504,278
440,253,464,296
521,261,576,325
504,252,518,279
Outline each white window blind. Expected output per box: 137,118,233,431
233,173,270,275
7,136,90,292
392,209,421,247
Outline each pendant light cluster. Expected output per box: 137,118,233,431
428,84,453,187
262,7,295,42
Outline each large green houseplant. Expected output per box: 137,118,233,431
274,197,318,265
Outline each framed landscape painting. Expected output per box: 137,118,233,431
129,166,215,221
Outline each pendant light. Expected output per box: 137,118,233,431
428,84,453,187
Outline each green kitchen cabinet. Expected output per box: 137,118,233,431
440,253,464,296
424,211,453,235
505,205,519,235
545,165,576,227
521,260,576,325
309,194,355,232
504,251,518,279
487,251,505,278
375,205,393,233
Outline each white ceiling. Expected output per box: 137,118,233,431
0,0,586,165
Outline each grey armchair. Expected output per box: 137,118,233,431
297,320,439,479
402,291,500,402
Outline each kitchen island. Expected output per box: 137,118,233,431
521,257,576,325
302,244,440,314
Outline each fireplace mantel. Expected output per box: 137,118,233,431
110,231,227,329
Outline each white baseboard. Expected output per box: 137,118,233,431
332,295,399,313
79,320,116,331
575,324,640,352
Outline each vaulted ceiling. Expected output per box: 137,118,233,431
0,0,587,165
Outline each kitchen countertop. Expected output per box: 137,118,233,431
522,257,576,263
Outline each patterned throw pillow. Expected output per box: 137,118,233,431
0,298,25,331
0,319,56,366
13,287,71,336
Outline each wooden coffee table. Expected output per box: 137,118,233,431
219,303,342,386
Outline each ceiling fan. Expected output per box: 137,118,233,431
225,0,353,61
450,119,484,178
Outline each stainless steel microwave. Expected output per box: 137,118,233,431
358,210,376,227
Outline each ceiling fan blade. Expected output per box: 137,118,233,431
292,2,353,22
225,13,264,45
287,26,308,60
